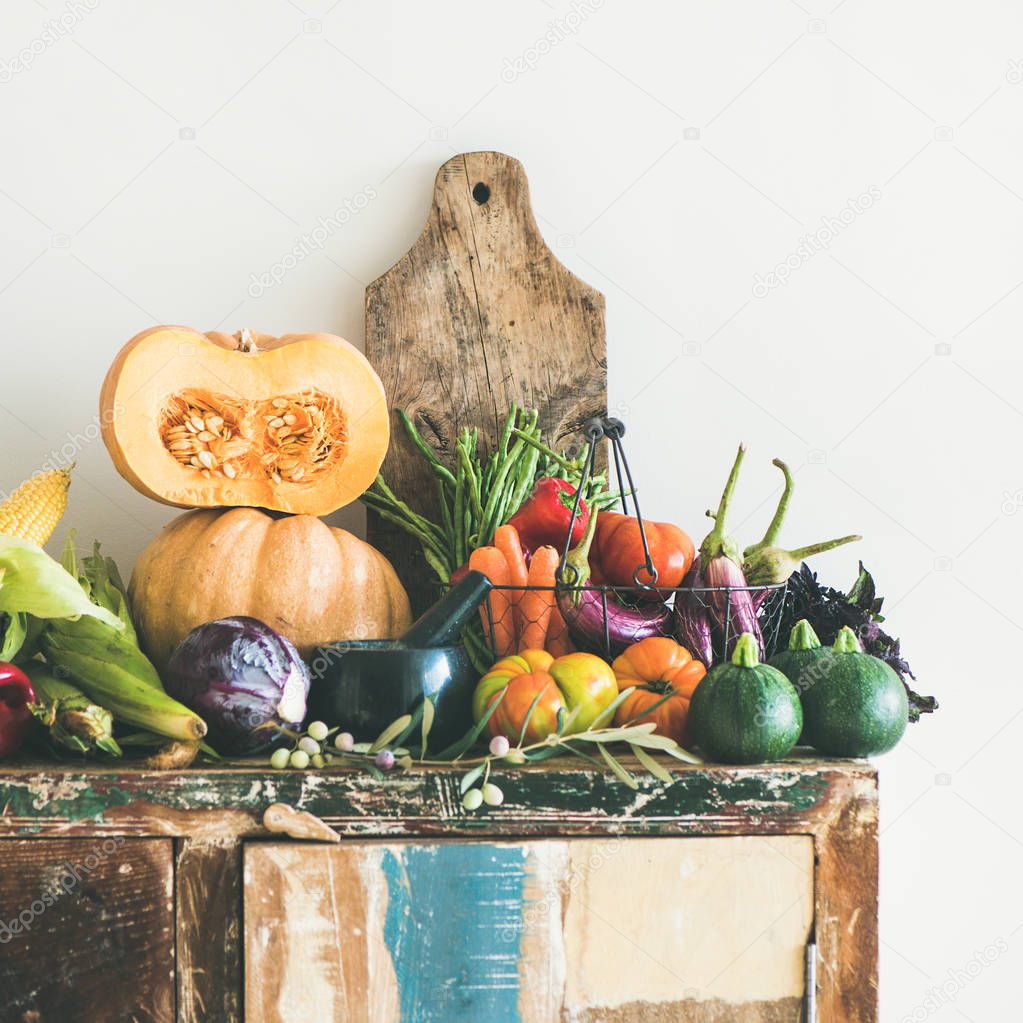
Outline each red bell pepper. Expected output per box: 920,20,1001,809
0,662,36,759
507,478,590,557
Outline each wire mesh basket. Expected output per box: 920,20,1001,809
465,416,788,671
476,580,787,666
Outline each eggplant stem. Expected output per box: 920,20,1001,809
699,443,745,564
788,534,862,560
712,443,745,528
761,459,794,547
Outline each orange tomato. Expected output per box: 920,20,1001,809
472,649,617,744
611,636,706,743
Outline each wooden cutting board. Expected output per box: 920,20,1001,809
366,151,607,610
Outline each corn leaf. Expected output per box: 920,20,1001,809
629,743,674,784
0,536,122,629
0,611,27,661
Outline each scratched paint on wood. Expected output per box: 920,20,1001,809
244,836,812,1023
0,837,175,1023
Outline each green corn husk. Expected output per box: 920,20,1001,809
36,537,207,743
39,622,206,742
25,662,121,757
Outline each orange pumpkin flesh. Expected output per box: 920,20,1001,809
128,507,412,674
612,636,706,744
100,326,389,516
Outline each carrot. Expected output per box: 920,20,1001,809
494,524,529,644
518,545,560,652
545,605,575,656
468,546,515,655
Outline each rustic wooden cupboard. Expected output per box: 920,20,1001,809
0,758,877,1022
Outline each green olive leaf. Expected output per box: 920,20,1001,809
629,743,674,784
590,686,635,730
517,687,548,747
570,723,658,744
432,688,507,761
596,742,638,790
459,764,485,795
369,714,413,754
420,697,435,760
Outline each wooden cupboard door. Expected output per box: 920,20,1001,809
244,836,813,1022
0,838,175,1023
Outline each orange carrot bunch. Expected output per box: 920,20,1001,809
468,524,575,656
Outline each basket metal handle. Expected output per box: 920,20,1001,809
556,416,657,588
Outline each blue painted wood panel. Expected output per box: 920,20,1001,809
244,837,813,1022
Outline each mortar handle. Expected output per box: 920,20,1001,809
400,570,492,649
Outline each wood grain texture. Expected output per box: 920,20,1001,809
175,837,243,1023
0,837,174,1023
0,757,878,1023
0,756,871,840
366,151,607,609
814,774,879,1022
244,836,812,1023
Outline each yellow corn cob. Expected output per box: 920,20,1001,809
0,467,72,547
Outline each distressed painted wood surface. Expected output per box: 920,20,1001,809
175,837,243,1023
0,755,869,839
0,757,878,1022
245,836,813,1023
0,837,175,1023
365,151,607,610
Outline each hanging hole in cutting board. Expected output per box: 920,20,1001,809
472,182,491,204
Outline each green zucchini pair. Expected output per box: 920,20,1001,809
688,622,908,764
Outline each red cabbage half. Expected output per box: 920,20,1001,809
165,616,310,754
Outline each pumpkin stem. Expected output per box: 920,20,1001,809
787,619,822,652
236,328,258,353
730,632,761,668
833,626,863,654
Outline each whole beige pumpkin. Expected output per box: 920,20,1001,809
129,508,412,673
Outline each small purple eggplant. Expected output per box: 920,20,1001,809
673,558,714,667
556,508,671,656
700,444,763,657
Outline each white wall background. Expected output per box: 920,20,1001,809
2,1,1021,1018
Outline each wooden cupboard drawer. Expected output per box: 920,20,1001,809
244,836,813,1022
0,838,175,1023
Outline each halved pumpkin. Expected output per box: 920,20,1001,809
100,326,389,516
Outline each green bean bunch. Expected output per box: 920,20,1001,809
362,405,622,584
